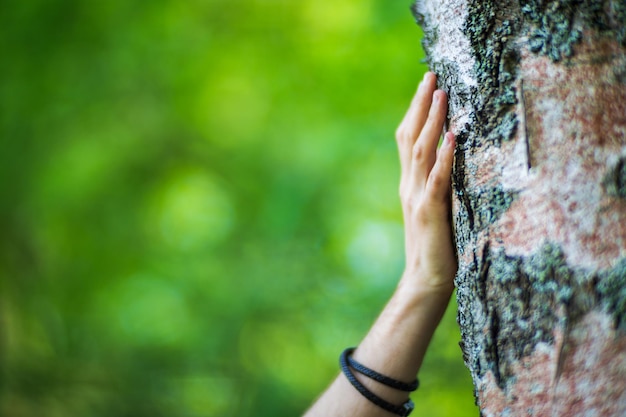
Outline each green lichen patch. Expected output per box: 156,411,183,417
521,0,626,62
466,242,626,391
475,185,517,229
464,1,522,146
521,0,583,62
613,1,626,46
597,258,626,330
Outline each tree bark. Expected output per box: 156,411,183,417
413,1,626,415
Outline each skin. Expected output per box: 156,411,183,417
303,72,457,417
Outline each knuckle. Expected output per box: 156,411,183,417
430,173,444,190
412,143,424,160
431,171,451,194
426,184,446,203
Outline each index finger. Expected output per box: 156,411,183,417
396,72,437,178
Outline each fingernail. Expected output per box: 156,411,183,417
433,92,440,103
444,132,454,147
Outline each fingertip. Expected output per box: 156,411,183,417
443,132,455,147
435,132,455,175
419,72,436,92
433,89,447,104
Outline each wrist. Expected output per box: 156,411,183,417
398,268,455,300
355,270,454,383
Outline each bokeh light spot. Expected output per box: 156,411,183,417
346,220,404,284
97,274,195,347
146,168,234,251
194,58,270,146
301,0,372,35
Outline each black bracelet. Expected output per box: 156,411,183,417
344,347,419,392
339,348,415,417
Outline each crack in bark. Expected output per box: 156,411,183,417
489,306,503,388
520,78,532,170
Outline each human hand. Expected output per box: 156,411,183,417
395,72,457,295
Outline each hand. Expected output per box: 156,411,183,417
303,73,459,417
395,72,457,294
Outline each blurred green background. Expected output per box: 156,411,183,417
0,0,477,415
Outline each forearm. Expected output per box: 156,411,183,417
303,275,453,417
305,74,456,417
356,276,453,386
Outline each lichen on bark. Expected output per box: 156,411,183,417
413,0,626,413
521,0,626,61
464,1,521,145
479,242,626,390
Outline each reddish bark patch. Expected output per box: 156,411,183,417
492,35,626,269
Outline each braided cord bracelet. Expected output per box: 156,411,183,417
339,348,415,417
344,347,419,392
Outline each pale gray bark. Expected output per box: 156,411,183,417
413,1,626,415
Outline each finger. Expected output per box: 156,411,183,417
426,132,455,202
411,90,448,183
396,72,437,178
402,72,437,142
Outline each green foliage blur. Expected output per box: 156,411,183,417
1,0,477,415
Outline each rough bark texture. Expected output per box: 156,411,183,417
413,1,626,415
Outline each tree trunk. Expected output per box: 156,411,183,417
413,1,626,415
